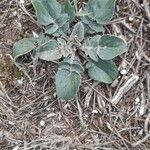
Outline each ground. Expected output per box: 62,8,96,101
0,0,150,150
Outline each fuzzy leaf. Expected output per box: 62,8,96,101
81,16,104,33
64,0,76,22
71,22,84,41
84,35,101,61
38,40,62,61
56,69,81,100
85,0,116,24
42,0,61,19
97,35,127,60
45,14,69,35
31,0,54,25
59,58,84,74
45,23,59,34
56,14,69,27
13,37,36,61
88,58,118,83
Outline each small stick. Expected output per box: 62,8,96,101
132,134,150,147
143,0,150,21
112,74,139,105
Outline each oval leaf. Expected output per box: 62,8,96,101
81,16,104,33
42,0,61,19
56,14,69,27
97,35,127,60
31,0,54,25
38,40,62,61
71,22,84,41
45,23,59,34
63,0,76,23
59,58,84,74
88,58,118,84
56,69,81,100
85,0,116,24
13,37,36,61
84,35,101,61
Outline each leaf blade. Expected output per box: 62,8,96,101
71,22,84,41
38,40,62,61
88,58,118,83
31,0,54,25
56,69,81,100
97,35,127,60
63,0,76,23
13,37,36,61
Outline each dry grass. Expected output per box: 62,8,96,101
0,0,150,150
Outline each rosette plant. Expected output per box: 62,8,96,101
13,0,127,100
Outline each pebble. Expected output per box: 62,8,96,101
40,120,45,127
120,69,127,75
92,110,98,114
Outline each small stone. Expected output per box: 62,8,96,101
13,11,17,16
16,77,23,86
135,97,140,104
129,16,134,22
8,121,15,125
30,112,34,115
92,110,98,114
40,120,45,127
138,129,143,135
20,0,25,4
120,69,127,75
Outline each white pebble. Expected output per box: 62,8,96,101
16,77,23,85
20,0,25,4
120,69,127,75
30,112,34,115
129,16,134,21
13,11,17,16
138,129,143,135
92,110,98,114
40,120,45,126
8,121,15,125
135,97,140,104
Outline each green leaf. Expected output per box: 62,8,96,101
31,0,54,25
56,14,69,27
60,21,70,33
45,23,59,34
97,35,127,60
71,22,84,41
38,40,62,61
88,58,118,83
45,14,69,35
85,0,116,24
64,0,76,22
81,16,104,33
13,37,36,61
42,0,61,19
59,58,84,74
84,35,101,61
56,69,81,100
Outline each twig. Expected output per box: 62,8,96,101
76,97,85,126
143,0,150,21
112,74,139,105
132,134,150,147
84,82,98,108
